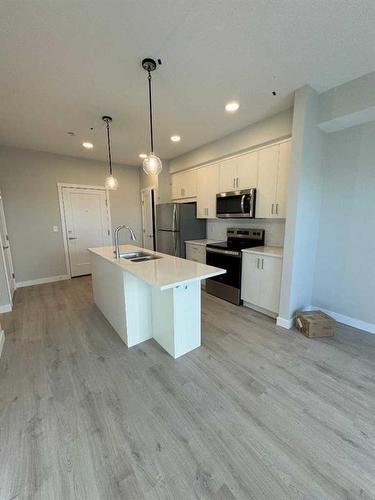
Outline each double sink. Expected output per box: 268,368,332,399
120,251,161,263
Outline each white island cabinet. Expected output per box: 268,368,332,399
89,245,225,358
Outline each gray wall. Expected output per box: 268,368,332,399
312,121,375,324
169,108,293,172
0,146,142,283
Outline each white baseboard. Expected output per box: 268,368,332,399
311,306,375,335
0,304,12,313
243,301,277,319
276,316,294,329
16,274,70,288
0,330,4,357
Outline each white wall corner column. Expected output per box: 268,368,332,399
277,86,324,329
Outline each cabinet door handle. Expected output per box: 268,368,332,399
236,177,239,188
261,258,264,270
271,203,274,214
256,257,259,269
276,203,279,215
233,178,235,189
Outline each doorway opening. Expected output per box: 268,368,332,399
140,187,156,251
58,184,112,278
0,190,16,310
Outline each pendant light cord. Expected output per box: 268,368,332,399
105,119,113,176
148,71,154,153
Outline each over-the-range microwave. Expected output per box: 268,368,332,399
216,188,256,218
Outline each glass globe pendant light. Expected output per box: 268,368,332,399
102,115,119,190
142,58,162,176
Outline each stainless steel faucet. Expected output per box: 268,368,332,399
114,225,136,258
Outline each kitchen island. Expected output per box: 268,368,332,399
89,245,225,358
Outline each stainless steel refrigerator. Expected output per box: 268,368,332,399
156,202,206,258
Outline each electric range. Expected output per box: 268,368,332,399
206,227,265,305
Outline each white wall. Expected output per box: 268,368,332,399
169,109,293,172
0,146,142,283
312,121,375,327
278,86,324,326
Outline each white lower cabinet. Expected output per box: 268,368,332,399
241,252,282,316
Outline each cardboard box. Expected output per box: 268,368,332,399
295,310,335,338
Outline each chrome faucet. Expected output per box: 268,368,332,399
114,225,136,258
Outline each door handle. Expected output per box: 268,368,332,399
261,258,264,270
2,245,9,250
257,258,259,269
68,237,77,240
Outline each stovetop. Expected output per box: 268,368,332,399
206,227,265,253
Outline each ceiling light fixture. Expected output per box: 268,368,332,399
170,135,181,142
82,141,94,149
102,116,118,190
225,101,240,113
139,153,147,159
142,58,162,176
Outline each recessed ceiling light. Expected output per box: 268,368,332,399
139,153,147,159
82,142,94,149
225,101,240,113
170,135,181,142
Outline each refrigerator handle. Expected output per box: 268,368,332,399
172,203,178,231
173,230,178,256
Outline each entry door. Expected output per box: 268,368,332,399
62,187,111,277
0,191,16,300
141,188,155,250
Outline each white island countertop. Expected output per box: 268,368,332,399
89,244,225,290
242,246,283,258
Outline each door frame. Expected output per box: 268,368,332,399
140,186,156,250
0,190,16,309
57,183,112,278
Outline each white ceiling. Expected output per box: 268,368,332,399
1,1,375,166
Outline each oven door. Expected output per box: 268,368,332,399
206,248,242,288
216,189,255,218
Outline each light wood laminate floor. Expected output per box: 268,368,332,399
1,277,375,500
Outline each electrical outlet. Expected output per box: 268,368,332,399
53,226,59,232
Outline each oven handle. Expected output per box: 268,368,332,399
206,248,241,257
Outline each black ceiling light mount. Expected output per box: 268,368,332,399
141,57,162,176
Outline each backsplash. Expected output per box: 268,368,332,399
207,219,285,247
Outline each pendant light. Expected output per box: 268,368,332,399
142,58,162,176
102,115,119,190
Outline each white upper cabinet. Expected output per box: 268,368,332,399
219,159,237,192
171,170,197,200
235,151,258,190
197,164,219,219
275,141,291,219
219,152,258,192
256,140,291,219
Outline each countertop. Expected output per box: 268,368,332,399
242,246,283,258
185,239,222,246
89,245,226,291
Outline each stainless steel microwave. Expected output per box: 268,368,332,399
216,188,256,218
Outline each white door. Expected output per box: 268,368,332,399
62,187,111,277
141,188,155,250
0,191,16,300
